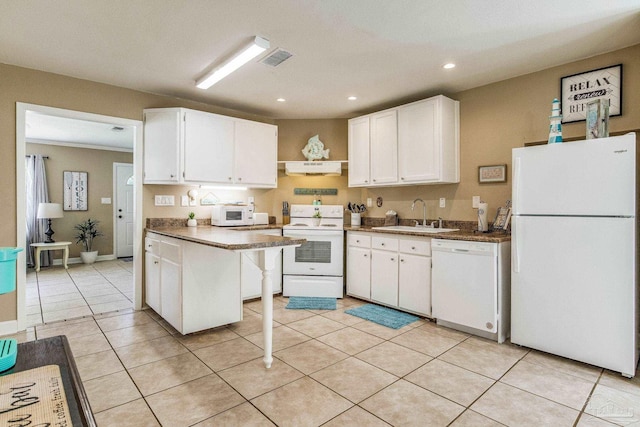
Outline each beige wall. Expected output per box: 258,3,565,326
26,143,133,258
1,44,639,322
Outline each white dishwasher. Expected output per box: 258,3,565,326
431,239,502,341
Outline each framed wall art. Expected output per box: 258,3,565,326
479,164,507,183
63,171,88,211
560,64,622,123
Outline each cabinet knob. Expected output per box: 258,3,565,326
400,258,405,263
154,261,158,264
390,257,395,261
147,244,152,248
364,254,368,258
381,243,385,246
401,177,405,180
365,180,369,183
170,174,175,178
373,179,377,182
118,215,123,219
238,177,242,181
356,240,360,243
228,177,232,180
411,246,416,250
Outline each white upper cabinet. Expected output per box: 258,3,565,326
143,107,277,188
347,95,459,187
370,110,398,185
348,116,371,186
143,109,181,183
234,119,278,187
183,110,234,183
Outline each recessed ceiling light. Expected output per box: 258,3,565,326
443,63,456,69
276,98,286,102
348,96,357,101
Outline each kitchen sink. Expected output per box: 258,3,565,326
371,226,459,233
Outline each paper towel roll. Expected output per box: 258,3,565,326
478,202,489,232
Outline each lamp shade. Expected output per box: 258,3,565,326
37,203,64,219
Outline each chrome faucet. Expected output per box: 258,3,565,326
411,198,427,227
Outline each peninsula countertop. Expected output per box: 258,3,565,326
147,225,305,250
344,225,511,243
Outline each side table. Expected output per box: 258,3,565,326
31,241,71,272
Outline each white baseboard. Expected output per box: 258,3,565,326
52,253,117,266
0,320,18,336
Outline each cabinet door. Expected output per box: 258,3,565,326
143,109,181,183
371,249,398,306
347,246,371,299
183,110,234,183
234,120,277,188
398,99,440,183
370,110,398,185
160,258,182,331
348,116,371,187
398,253,431,316
144,252,161,313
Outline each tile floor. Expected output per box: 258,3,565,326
26,259,134,325
4,293,640,426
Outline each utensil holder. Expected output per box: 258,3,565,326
351,213,361,226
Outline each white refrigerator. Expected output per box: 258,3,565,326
511,133,638,377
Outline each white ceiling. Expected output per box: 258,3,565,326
3,0,640,127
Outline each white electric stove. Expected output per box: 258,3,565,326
282,205,344,298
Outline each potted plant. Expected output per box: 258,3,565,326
187,212,197,227
312,210,322,226
74,218,103,264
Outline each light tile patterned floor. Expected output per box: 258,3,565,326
4,293,640,426
26,259,133,326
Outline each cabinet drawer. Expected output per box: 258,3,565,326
160,240,181,263
348,233,371,248
145,236,160,255
372,236,398,251
399,238,431,256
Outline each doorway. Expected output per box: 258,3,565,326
114,163,134,258
16,103,143,331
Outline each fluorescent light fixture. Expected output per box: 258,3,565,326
199,185,248,191
196,36,270,89
443,63,456,69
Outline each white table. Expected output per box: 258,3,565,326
30,241,71,272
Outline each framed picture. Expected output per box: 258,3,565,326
63,171,88,211
478,164,507,183
560,64,622,123
492,207,512,231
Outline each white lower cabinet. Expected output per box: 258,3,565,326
347,231,431,317
144,232,242,334
241,229,282,300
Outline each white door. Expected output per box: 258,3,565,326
347,246,371,299
347,116,371,186
398,98,440,183
371,249,398,306
114,163,134,258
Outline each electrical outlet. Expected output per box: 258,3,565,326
472,196,481,208
248,196,255,204
181,195,189,207
100,197,111,204
367,198,372,207
439,197,445,208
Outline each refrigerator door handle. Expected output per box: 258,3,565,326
513,218,520,273
513,157,521,214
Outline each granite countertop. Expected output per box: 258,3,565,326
147,226,304,250
344,225,511,243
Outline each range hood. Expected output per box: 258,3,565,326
284,161,343,176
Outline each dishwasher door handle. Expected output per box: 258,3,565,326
452,249,470,253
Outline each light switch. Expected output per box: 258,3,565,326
101,197,111,204
439,197,446,208
472,196,481,208
181,195,189,207
155,195,175,206
367,198,372,207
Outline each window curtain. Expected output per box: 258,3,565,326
25,155,51,268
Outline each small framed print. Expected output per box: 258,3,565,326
479,164,507,183
63,171,88,211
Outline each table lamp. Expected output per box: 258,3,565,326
37,203,64,243
0,247,23,372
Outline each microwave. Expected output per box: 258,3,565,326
211,204,254,226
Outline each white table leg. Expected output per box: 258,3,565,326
35,247,41,272
258,247,281,369
63,245,69,269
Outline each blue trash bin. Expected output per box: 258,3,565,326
0,247,23,372
0,247,23,294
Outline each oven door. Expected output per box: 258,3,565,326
282,229,343,276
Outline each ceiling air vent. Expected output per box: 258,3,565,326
261,49,292,67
